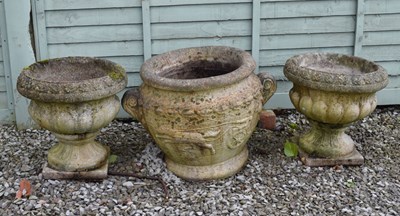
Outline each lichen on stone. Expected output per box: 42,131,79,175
107,65,125,81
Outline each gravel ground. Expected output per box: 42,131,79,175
0,106,399,215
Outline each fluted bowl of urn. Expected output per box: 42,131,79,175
284,53,388,166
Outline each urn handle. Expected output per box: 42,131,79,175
122,87,146,127
257,72,277,104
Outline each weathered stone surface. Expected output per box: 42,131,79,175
284,53,388,93
17,57,127,175
298,145,364,167
42,162,108,180
17,57,127,103
122,46,276,180
284,53,388,165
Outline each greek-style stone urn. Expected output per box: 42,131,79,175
284,53,388,166
17,57,127,179
122,46,276,180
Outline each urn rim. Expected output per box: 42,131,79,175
140,46,256,91
283,52,389,93
17,56,127,103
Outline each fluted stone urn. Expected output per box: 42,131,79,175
284,53,388,166
17,57,127,179
122,46,276,180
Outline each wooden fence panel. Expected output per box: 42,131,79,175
1,0,398,125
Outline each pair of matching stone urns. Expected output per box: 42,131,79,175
16,46,388,181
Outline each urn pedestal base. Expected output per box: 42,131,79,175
166,147,248,181
43,132,110,179
296,142,364,166
42,162,108,180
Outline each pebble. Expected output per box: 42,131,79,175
0,108,399,215
122,181,134,188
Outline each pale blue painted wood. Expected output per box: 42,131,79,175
45,8,143,27
0,108,14,124
260,47,354,66
99,56,144,73
364,14,400,31
3,0,36,128
0,63,4,76
364,31,400,46
20,0,400,123
260,0,356,18
44,0,142,10
152,37,251,55
150,0,251,6
142,0,152,60
126,73,143,87
383,76,400,89
47,41,144,57
375,62,400,76
32,0,48,60
0,0,15,122
47,25,143,44
361,45,400,62
354,0,365,56
151,20,252,40
365,0,400,14
150,3,252,23
252,0,261,73
260,33,354,50
376,89,400,105
0,77,5,91
0,96,8,109
260,16,355,35
259,66,286,79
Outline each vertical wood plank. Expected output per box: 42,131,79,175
3,0,36,128
142,0,152,60
31,0,48,60
0,0,15,115
252,0,261,73
354,0,365,56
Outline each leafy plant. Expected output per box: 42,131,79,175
288,122,299,130
346,179,356,188
284,140,299,157
108,154,118,164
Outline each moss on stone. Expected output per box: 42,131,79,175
108,65,125,80
38,59,50,64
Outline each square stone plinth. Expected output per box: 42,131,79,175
298,148,364,167
42,162,108,180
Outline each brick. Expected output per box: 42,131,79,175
258,109,276,130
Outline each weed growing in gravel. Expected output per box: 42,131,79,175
284,140,299,157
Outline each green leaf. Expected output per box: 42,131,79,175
288,122,299,130
108,154,118,164
284,141,299,157
345,179,356,188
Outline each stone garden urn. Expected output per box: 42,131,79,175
122,46,276,180
284,53,388,166
17,57,127,179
